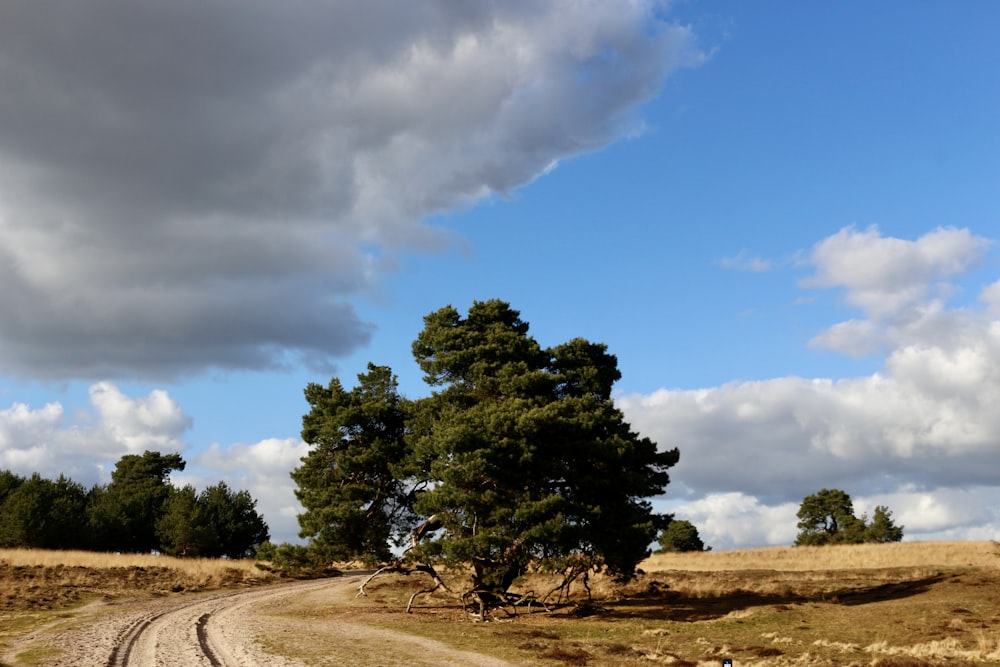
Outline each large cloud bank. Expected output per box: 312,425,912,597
0,0,697,380
621,226,1000,549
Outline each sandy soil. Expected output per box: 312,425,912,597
4,575,518,667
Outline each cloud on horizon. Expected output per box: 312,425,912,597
0,0,698,381
622,226,1000,549
0,385,307,543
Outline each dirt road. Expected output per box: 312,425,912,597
6,575,518,667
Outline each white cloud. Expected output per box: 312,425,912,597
719,251,772,272
622,226,1000,548
0,383,309,543
802,225,991,321
855,487,998,535
193,439,311,544
0,0,699,380
88,382,191,455
672,493,799,550
0,383,191,483
981,279,1000,317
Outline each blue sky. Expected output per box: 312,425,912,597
1,1,998,549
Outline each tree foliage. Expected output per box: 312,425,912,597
294,300,679,610
158,481,270,558
0,474,88,549
293,364,416,563
865,505,905,543
199,481,270,558
156,484,212,557
89,451,186,552
657,519,708,553
795,488,903,545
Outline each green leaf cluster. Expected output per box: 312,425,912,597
293,300,679,600
795,488,904,545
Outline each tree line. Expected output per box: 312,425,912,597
655,487,905,554
0,451,268,558
795,488,903,545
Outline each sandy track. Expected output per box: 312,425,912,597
108,580,333,666
7,575,519,667
13,579,330,667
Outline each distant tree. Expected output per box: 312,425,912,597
795,489,902,545
657,519,708,553
199,481,270,558
255,541,335,575
156,485,213,557
158,482,269,558
0,458,266,555
0,473,51,547
0,473,88,549
293,364,415,563
864,505,904,543
89,451,186,552
48,474,91,549
0,470,25,506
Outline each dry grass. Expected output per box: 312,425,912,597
640,540,1000,572
295,542,1000,666
0,547,276,613
3,542,1000,666
0,548,270,578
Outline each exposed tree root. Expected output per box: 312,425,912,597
542,557,594,606
357,515,451,610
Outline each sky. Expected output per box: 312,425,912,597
1,1,998,550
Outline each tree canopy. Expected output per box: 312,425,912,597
657,519,708,553
294,299,679,611
795,488,903,546
89,451,186,552
293,364,416,563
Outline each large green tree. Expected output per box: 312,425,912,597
411,301,678,607
297,300,679,610
293,364,415,562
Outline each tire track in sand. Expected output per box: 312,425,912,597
108,579,335,667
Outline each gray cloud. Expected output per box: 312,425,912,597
0,0,697,380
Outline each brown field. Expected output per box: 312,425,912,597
0,548,275,610
3,541,1000,666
